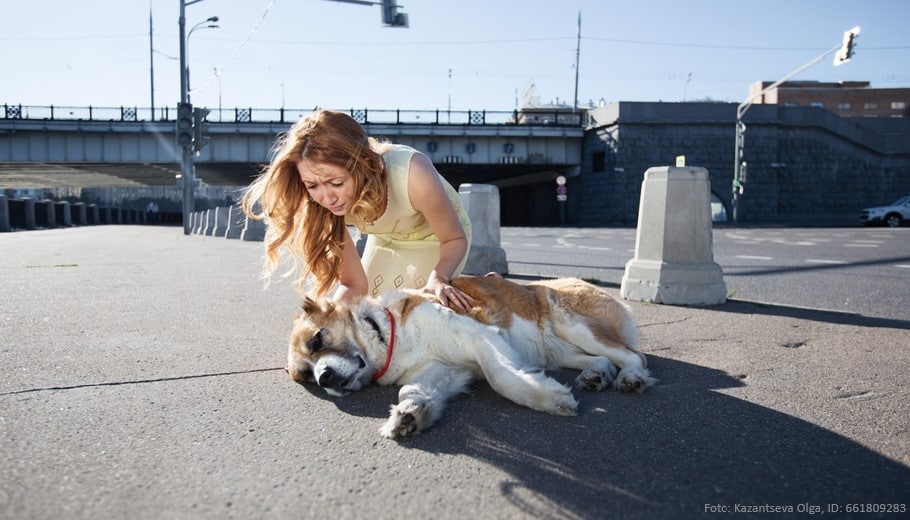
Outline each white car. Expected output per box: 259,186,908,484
859,196,910,227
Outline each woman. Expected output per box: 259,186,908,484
242,109,474,312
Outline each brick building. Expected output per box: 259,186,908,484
748,81,910,118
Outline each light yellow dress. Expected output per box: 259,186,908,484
348,145,472,297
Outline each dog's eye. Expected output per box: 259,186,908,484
306,328,326,353
363,315,382,337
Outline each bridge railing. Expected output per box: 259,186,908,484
2,104,586,127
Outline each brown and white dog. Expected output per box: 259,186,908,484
287,276,656,438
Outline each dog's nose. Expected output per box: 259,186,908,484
318,367,337,387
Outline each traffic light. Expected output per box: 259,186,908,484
176,102,194,148
380,0,408,27
833,26,860,66
192,107,211,153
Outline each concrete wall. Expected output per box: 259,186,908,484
576,102,910,226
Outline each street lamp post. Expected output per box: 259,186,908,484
177,0,217,235
732,26,860,224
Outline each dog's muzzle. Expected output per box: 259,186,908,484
315,356,368,396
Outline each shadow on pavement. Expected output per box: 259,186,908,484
715,299,910,331
313,356,909,519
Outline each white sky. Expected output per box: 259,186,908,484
2,0,907,112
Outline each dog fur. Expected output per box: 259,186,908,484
287,276,656,438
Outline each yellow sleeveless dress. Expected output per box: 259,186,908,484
349,145,472,297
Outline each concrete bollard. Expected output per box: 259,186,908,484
87,204,99,225
190,211,200,234
225,205,245,239
458,183,508,275
0,195,10,232
621,166,726,305
71,203,86,226
203,209,217,236
55,201,72,227
10,197,38,230
241,214,266,241
212,206,229,237
36,200,56,228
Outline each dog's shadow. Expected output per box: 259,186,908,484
302,356,909,519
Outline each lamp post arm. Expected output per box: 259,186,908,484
737,42,841,120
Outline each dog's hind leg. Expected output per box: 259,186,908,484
379,362,473,439
549,315,656,393
472,337,578,416
557,354,619,392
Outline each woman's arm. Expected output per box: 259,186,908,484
333,227,369,303
407,153,474,312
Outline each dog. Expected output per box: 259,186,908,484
287,276,656,438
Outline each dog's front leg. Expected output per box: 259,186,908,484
379,362,473,439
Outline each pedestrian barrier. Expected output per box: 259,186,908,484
0,194,167,233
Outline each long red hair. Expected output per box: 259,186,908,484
242,110,389,295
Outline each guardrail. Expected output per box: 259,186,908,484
1,103,586,127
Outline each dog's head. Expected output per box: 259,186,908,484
287,296,376,396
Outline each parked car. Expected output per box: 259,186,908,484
859,196,910,227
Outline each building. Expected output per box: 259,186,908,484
748,81,910,118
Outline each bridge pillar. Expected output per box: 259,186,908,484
458,183,508,275
621,166,726,305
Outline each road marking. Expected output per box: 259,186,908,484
805,259,848,265
844,243,880,248
556,238,612,251
736,255,773,260
896,264,910,269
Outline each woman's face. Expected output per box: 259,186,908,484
297,159,356,216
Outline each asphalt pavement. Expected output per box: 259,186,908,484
1,226,908,519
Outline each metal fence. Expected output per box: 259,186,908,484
2,104,586,127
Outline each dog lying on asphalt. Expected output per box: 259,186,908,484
287,276,656,438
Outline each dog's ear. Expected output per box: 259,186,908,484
301,296,319,315
300,295,336,316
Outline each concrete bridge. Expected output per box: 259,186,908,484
0,104,584,190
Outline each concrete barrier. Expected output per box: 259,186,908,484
241,214,266,241
225,205,245,239
54,202,72,227
458,183,508,275
203,209,217,236
0,195,10,232
35,200,56,229
621,166,726,305
9,198,36,230
212,206,229,237
87,204,100,225
72,203,88,226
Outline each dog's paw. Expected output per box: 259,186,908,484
613,366,657,393
537,385,578,416
575,364,619,392
379,398,431,439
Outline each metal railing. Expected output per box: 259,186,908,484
2,103,587,127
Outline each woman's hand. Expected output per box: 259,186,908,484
423,273,474,313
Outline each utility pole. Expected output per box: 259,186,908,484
149,3,155,119
573,11,581,114
178,0,194,235
732,26,860,224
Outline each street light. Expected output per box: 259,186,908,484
324,0,409,27
177,0,218,235
732,26,860,224
186,17,219,103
